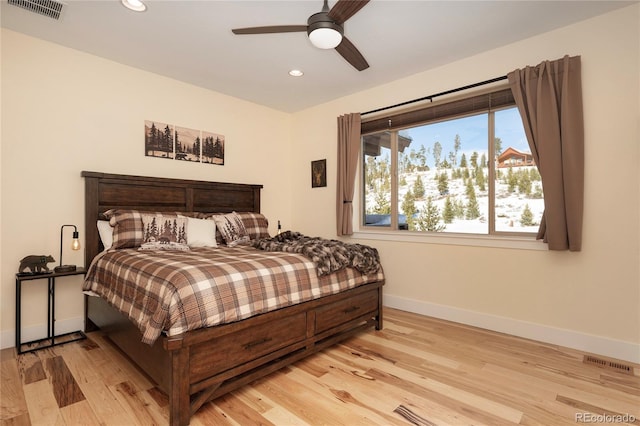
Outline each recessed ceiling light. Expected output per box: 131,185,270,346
121,0,146,12
289,69,304,77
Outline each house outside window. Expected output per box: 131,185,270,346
497,147,535,168
361,88,544,237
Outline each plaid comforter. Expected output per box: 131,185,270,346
83,246,384,345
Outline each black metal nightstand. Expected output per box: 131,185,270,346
15,268,87,354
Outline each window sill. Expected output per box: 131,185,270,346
351,229,548,251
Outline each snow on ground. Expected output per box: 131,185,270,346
371,166,544,234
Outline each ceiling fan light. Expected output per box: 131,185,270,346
308,27,342,49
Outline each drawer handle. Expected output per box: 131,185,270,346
244,337,273,350
343,306,360,314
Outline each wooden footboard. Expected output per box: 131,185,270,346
87,280,383,426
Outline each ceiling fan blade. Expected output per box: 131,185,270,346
327,0,370,24
232,25,307,35
335,36,369,71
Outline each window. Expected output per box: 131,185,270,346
361,87,543,236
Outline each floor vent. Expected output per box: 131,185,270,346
584,355,633,374
8,0,65,20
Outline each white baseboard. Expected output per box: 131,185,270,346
384,294,640,364
0,316,85,351
3,300,638,365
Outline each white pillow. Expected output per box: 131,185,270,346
97,220,114,250
185,217,217,248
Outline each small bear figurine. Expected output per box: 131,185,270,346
18,255,55,274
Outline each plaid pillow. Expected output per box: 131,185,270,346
104,209,145,249
235,212,270,240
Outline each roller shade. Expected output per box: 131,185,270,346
361,88,515,135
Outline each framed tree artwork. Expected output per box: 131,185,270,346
144,120,224,166
201,131,224,165
174,126,200,162
311,159,326,188
145,120,174,159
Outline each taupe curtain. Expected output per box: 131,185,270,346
508,55,584,251
336,113,361,236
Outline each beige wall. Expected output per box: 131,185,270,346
1,5,638,361
0,29,293,339
290,5,640,361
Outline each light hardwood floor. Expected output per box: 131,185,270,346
2,308,639,425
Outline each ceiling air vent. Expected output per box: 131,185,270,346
8,0,65,20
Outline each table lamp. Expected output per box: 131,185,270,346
54,224,81,273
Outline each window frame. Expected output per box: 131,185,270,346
356,85,547,249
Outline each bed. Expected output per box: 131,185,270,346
81,171,384,426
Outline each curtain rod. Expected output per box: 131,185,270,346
360,75,508,116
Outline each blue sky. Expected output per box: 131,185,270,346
401,106,529,168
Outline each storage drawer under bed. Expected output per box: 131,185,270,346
189,312,307,382
314,288,379,334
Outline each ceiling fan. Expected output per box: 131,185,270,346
231,0,370,71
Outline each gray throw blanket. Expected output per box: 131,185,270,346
252,231,381,276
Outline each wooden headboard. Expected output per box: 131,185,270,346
82,171,263,268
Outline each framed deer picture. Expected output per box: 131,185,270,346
311,159,326,188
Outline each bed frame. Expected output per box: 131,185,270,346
81,171,384,426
